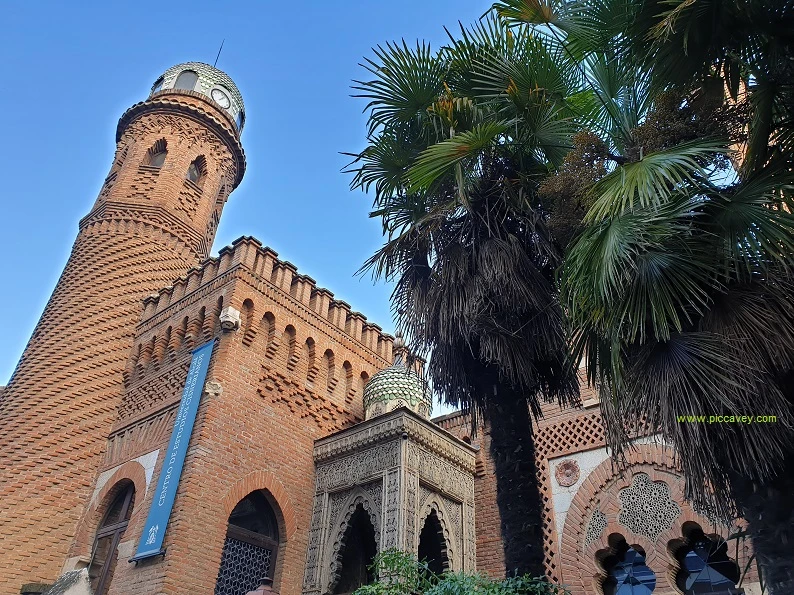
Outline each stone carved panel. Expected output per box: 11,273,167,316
364,480,384,523
327,489,383,594
407,442,470,501
419,484,431,510
464,500,476,571
404,471,419,551
441,496,462,542
302,493,326,593
304,480,386,595
314,410,476,472
418,487,462,546
328,489,352,534
315,441,399,492
418,495,459,571
383,469,400,549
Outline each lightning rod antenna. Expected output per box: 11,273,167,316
213,40,225,68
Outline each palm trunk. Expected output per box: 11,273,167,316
730,450,794,594
486,394,545,578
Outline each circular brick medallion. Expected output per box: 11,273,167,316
556,460,580,487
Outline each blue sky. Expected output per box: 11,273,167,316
0,1,492,394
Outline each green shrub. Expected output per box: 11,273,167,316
352,549,570,595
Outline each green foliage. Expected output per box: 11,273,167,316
352,550,570,595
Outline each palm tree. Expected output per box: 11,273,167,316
492,0,794,590
346,20,581,577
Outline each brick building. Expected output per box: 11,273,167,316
0,63,758,595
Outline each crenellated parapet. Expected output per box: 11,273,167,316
136,236,394,361
117,235,396,456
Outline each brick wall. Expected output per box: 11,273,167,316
66,238,394,595
433,413,505,578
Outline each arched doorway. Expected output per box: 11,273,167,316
333,504,378,594
88,481,135,595
215,490,281,595
417,509,449,577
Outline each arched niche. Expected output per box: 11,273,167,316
332,504,378,594
418,509,450,576
327,492,381,595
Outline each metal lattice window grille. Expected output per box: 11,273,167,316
214,490,280,595
214,529,276,595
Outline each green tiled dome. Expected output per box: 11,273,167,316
363,337,432,419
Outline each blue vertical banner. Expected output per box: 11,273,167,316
132,340,215,561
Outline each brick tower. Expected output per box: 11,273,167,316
0,63,246,593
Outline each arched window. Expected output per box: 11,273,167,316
215,491,280,595
151,76,164,94
333,504,377,594
186,155,207,187
599,536,656,595
174,70,198,91
144,139,167,168
236,110,245,131
671,523,740,594
88,482,135,595
418,510,449,577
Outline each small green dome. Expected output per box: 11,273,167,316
363,337,432,420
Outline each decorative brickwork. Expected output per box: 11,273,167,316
54,235,397,595
0,82,243,594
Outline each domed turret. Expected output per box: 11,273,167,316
150,62,245,132
363,334,432,419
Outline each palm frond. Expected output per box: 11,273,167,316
586,139,725,220
706,165,794,275
564,197,717,342
352,40,445,134
344,127,423,204
491,0,600,49
406,121,510,192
